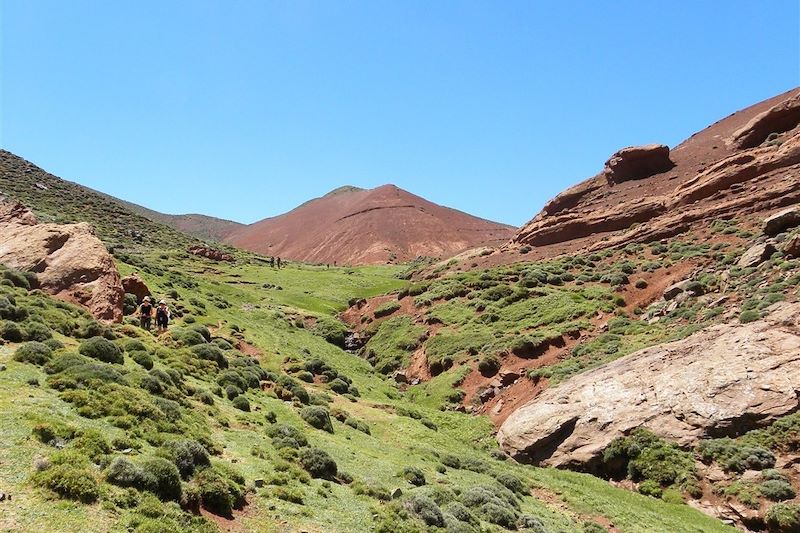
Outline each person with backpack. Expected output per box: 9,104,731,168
156,299,171,333
138,296,154,330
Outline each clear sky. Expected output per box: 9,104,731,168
1,1,798,227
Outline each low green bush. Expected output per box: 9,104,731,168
139,457,182,501
191,344,228,368
299,447,337,479
232,395,250,411
760,479,797,501
13,341,53,365
131,350,154,369
300,406,333,433
765,503,800,531
406,494,445,527
697,438,775,472
79,336,123,364
164,439,211,478
34,463,99,503
401,466,426,486
477,354,500,376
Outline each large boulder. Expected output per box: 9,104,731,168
602,144,674,184
121,273,151,302
497,302,800,469
764,206,800,236
737,242,777,268
0,201,37,226
0,203,124,322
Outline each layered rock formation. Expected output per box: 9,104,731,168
513,88,800,253
0,201,124,322
497,302,800,469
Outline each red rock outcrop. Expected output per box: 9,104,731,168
497,302,800,469
0,202,124,322
602,144,674,184
513,88,800,255
121,273,151,301
188,246,234,262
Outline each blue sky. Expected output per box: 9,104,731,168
1,1,798,227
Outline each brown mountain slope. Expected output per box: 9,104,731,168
508,87,800,259
116,202,244,243
225,184,515,265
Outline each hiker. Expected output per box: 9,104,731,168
276,257,282,269
156,299,171,333
138,296,154,330
269,256,275,268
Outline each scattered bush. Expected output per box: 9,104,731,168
78,336,123,364
300,406,333,433
495,472,527,495
194,464,246,517
131,350,154,370
298,447,337,479
191,343,228,368
232,396,250,412
401,466,426,486
760,479,797,501
34,463,99,503
406,494,445,527
740,310,760,324
765,503,800,531
0,321,23,342
477,354,500,376
139,457,182,501
697,438,775,472
13,341,52,365
165,440,210,478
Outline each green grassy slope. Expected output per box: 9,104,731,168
0,251,734,533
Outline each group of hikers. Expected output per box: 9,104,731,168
268,256,282,269
137,296,171,333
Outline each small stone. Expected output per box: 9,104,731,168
254,479,265,488
390,488,403,500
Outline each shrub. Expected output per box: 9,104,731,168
3,269,32,289
495,472,527,495
34,464,99,502
441,454,461,469
267,424,308,449
311,317,349,347
13,341,52,365
0,321,23,342
298,447,337,479
232,395,250,411
638,480,663,498
139,457,182,501
481,502,517,528
194,465,246,517
760,479,797,501
44,338,64,351
406,494,445,527
477,355,500,376
191,344,228,368
165,440,210,478
21,321,53,342
106,457,153,490
697,439,775,472
71,429,111,461
79,336,123,364
401,466,426,486
328,378,350,394
765,503,800,531
634,279,648,289
131,350,154,370
300,406,333,433
172,328,207,347
740,310,760,324
124,339,147,352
